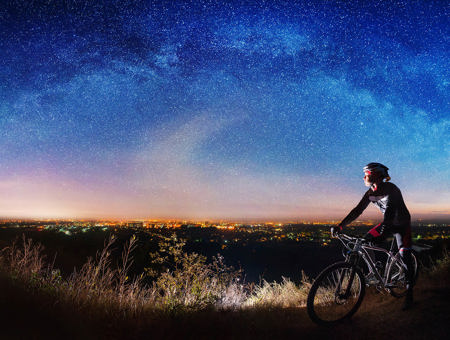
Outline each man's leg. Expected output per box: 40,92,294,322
364,224,385,282
395,229,414,310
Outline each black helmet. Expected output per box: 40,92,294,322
363,163,390,181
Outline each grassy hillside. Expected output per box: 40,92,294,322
0,236,449,339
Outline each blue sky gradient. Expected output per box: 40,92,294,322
0,1,448,220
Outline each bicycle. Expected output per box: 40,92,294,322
307,233,418,325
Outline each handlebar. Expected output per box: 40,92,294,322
333,232,369,243
333,232,372,252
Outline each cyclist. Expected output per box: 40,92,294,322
331,162,414,310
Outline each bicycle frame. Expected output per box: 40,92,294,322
337,234,404,289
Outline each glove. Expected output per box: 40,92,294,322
331,225,342,237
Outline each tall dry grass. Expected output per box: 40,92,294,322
0,235,154,318
0,234,314,317
244,274,311,308
60,235,152,317
1,235,49,285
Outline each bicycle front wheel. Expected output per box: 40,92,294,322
307,262,365,325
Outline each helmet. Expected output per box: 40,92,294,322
363,163,390,181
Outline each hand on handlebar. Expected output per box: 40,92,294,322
330,226,342,238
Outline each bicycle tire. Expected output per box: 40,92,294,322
387,251,418,298
307,261,366,325
412,250,420,282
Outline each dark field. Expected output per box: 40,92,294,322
0,225,446,283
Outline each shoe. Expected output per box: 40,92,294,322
365,273,378,286
402,290,414,311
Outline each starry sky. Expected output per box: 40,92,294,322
0,0,448,221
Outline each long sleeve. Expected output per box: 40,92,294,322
339,191,370,228
382,185,403,226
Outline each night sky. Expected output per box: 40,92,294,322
0,1,448,221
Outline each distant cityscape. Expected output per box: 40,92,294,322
1,219,448,245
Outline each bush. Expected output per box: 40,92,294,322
146,234,246,311
0,235,48,285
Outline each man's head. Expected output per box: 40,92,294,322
363,163,390,187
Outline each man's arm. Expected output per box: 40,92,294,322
339,191,371,228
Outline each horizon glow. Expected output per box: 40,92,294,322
0,1,449,222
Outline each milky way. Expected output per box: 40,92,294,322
0,1,448,220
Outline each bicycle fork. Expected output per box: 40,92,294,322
337,261,359,299
342,267,357,299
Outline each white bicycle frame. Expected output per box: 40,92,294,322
337,234,406,289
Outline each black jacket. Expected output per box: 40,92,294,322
340,182,411,228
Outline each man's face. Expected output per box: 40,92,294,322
363,171,372,187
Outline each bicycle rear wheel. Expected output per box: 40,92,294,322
307,262,365,325
387,251,418,298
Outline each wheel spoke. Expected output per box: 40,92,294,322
308,262,365,324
